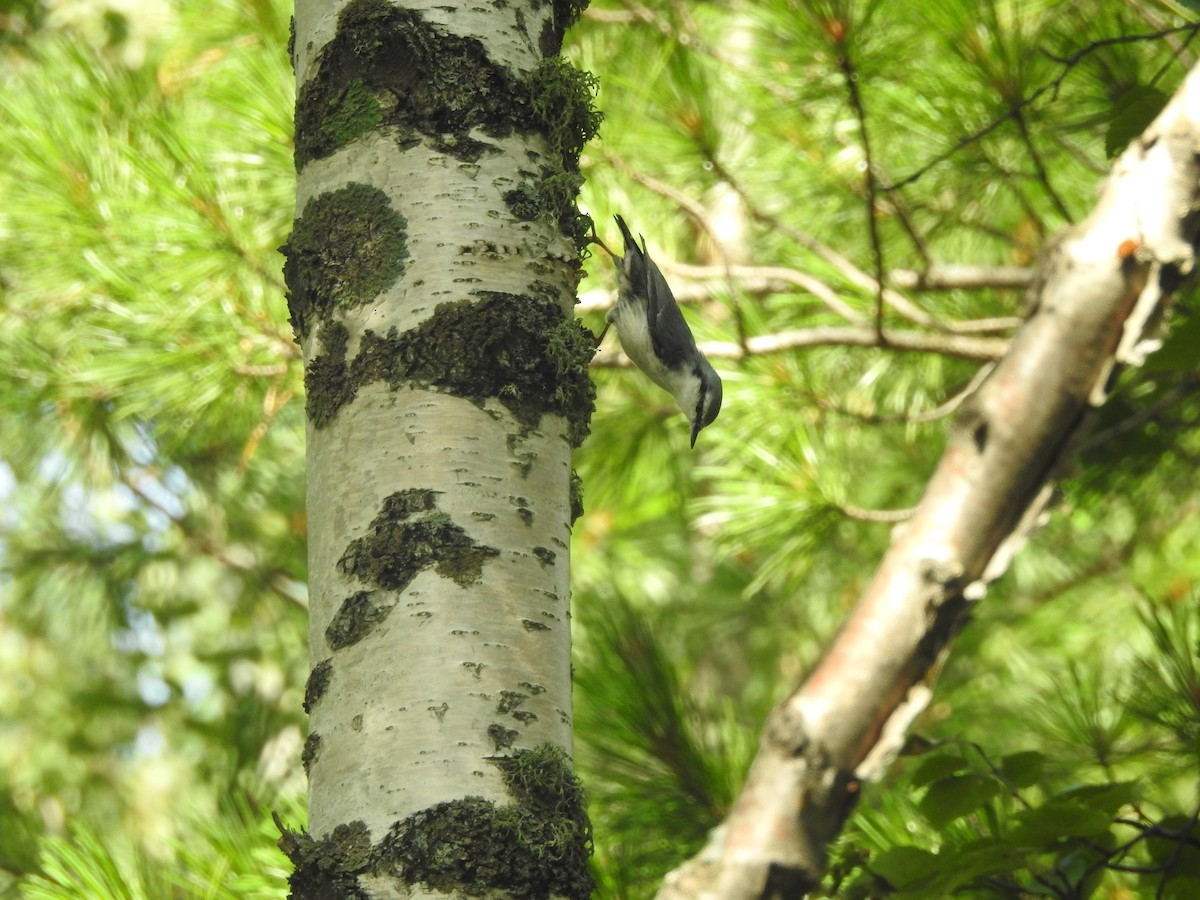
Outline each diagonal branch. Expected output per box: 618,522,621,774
659,59,1200,900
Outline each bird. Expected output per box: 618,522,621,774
596,215,722,447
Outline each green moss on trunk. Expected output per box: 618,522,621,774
280,185,408,342
336,490,501,608
380,745,594,899
303,294,596,445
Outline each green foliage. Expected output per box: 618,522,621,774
568,0,1200,896
573,593,759,892
1,0,1198,898
1105,85,1171,158
20,794,301,899
0,0,305,894
817,603,1200,898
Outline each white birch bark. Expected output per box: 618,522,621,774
284,1,595,896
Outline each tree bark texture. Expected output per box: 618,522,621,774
661,61,1200,900
280,1,598,897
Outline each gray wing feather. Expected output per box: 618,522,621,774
614,215,698,370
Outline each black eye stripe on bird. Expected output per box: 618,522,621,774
596,215,723,448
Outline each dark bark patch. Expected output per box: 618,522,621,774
304,321,353,428
302,731,322,775
488,723,518,751
502,170,590,247
463,661,485,680
292,0,601,243
304,294,596,445
377,744,594,899
294,0,516,168
326,590,393,651
338,489,500,594
304,658,334,714
539,0,588,58
972,420,989,454
496,690,528,716
569,470,584,525
278,817,372,900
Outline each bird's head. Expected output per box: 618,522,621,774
689,359,723,448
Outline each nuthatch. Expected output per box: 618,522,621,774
596,215,722,447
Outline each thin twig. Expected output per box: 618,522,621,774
600,152,749,349
1078,374,1200,456
880,193,933,269
666,262,866,324
836,37,888,340
837,502,914,523
603,154,715,238
1012,106,1074,223
579,270,1025,336
966,741,1034,810
124,471,308,610
888,265,1032,293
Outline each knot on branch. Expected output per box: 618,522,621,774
920,557,966,600
764,706,809,757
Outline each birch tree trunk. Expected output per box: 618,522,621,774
277,1,599,896
660,60,1200,900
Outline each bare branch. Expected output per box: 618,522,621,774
603,153,719,241
809,363,995,426
581,264,1028,338
1012,105,1075,224
716,328,1006,362
836,503,914,524
592,327,1007,367
888,264,1033,292
666,262,866,324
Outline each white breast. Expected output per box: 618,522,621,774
608,299,700,424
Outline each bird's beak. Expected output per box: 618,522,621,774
690,419,701,448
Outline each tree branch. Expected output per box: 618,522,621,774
888,263,1032,292
659,59,1200,900
807,363,995,426
593,326,1007,366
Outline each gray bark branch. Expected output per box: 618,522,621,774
659,60,1200,900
